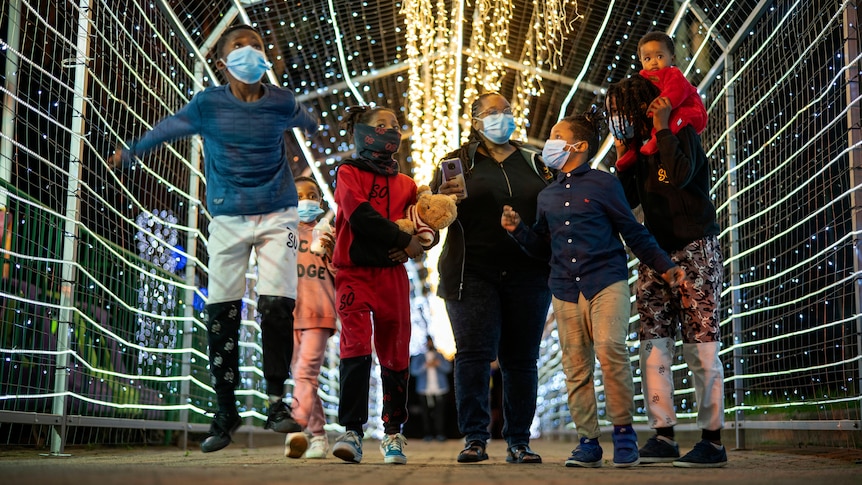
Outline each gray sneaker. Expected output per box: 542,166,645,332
639,435,680,463
673,439,728,468
333,430,363,463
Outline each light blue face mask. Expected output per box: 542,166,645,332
541,139,577,170
297,199,324,223
609,116,634,140
480,113,517,145
224,46,271,84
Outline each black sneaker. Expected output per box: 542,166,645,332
639,435,680,463
264,400,301,433
673,439,728,468
200,411,241,453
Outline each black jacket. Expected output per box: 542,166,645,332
430,141,553,300
616,126,720,252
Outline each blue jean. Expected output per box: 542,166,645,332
445,270,551,447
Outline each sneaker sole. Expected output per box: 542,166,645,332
285,435,309,458
612,458,641,468
332,446,362,463
672,459,728,468
639,456,678,463
383,455,407,465
565,459,602,468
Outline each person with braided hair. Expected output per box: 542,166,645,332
501,109,683,468
430,92,552,465
606,75,727,468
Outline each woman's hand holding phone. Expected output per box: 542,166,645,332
440,158,468,200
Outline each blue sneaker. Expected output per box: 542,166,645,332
611,425,640,467
333,430,363,463
565,437,603,468
380,433,408,464
639,435,680,463
673,439,728,468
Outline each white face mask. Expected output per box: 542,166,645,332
541,140,577,170
224,46,271,84
480,113,516,144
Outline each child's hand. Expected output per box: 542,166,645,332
500,205,521,232
319,233,335,259
648,96,672,131
388,247,408,263
388,236,424,263
404,235,424,259
661,265,686,288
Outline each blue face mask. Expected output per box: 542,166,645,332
609,116,634,140
297,199,324,223
480,113,516,145
541,139,577,170
224,46,271,84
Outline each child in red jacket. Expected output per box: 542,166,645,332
330,106,425,465
613,31,708,171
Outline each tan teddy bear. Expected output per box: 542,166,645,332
395,185,458,247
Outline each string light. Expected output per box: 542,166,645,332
401,0,457,184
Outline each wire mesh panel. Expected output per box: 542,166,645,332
1,0,214,446
703,0,861,426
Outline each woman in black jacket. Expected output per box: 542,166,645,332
431,92,552,464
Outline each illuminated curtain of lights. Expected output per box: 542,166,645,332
511,0,580,140
461,0,512,138
401,0,457,184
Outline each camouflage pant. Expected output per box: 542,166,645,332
637,236,723,343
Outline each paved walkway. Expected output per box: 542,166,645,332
2,435,860,485
0,435,862,485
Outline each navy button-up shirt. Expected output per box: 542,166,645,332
509,163,675,303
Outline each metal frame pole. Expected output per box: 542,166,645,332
51,0,93,455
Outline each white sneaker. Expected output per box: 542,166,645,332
305,435,328,459
284,432,309,458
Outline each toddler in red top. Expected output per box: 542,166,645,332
615,32,708,171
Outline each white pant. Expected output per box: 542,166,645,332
206,208,299,303
639,337,725,431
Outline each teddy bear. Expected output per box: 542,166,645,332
395,185,458,247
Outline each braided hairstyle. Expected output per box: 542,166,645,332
605,74,660,152
340,105,398,136
558,106,605,160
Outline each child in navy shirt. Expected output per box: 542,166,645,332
501,109,682,468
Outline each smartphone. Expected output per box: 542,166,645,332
441,158,468,200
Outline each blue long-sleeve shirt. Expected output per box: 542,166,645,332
509,163,675,303
121,84,318,217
